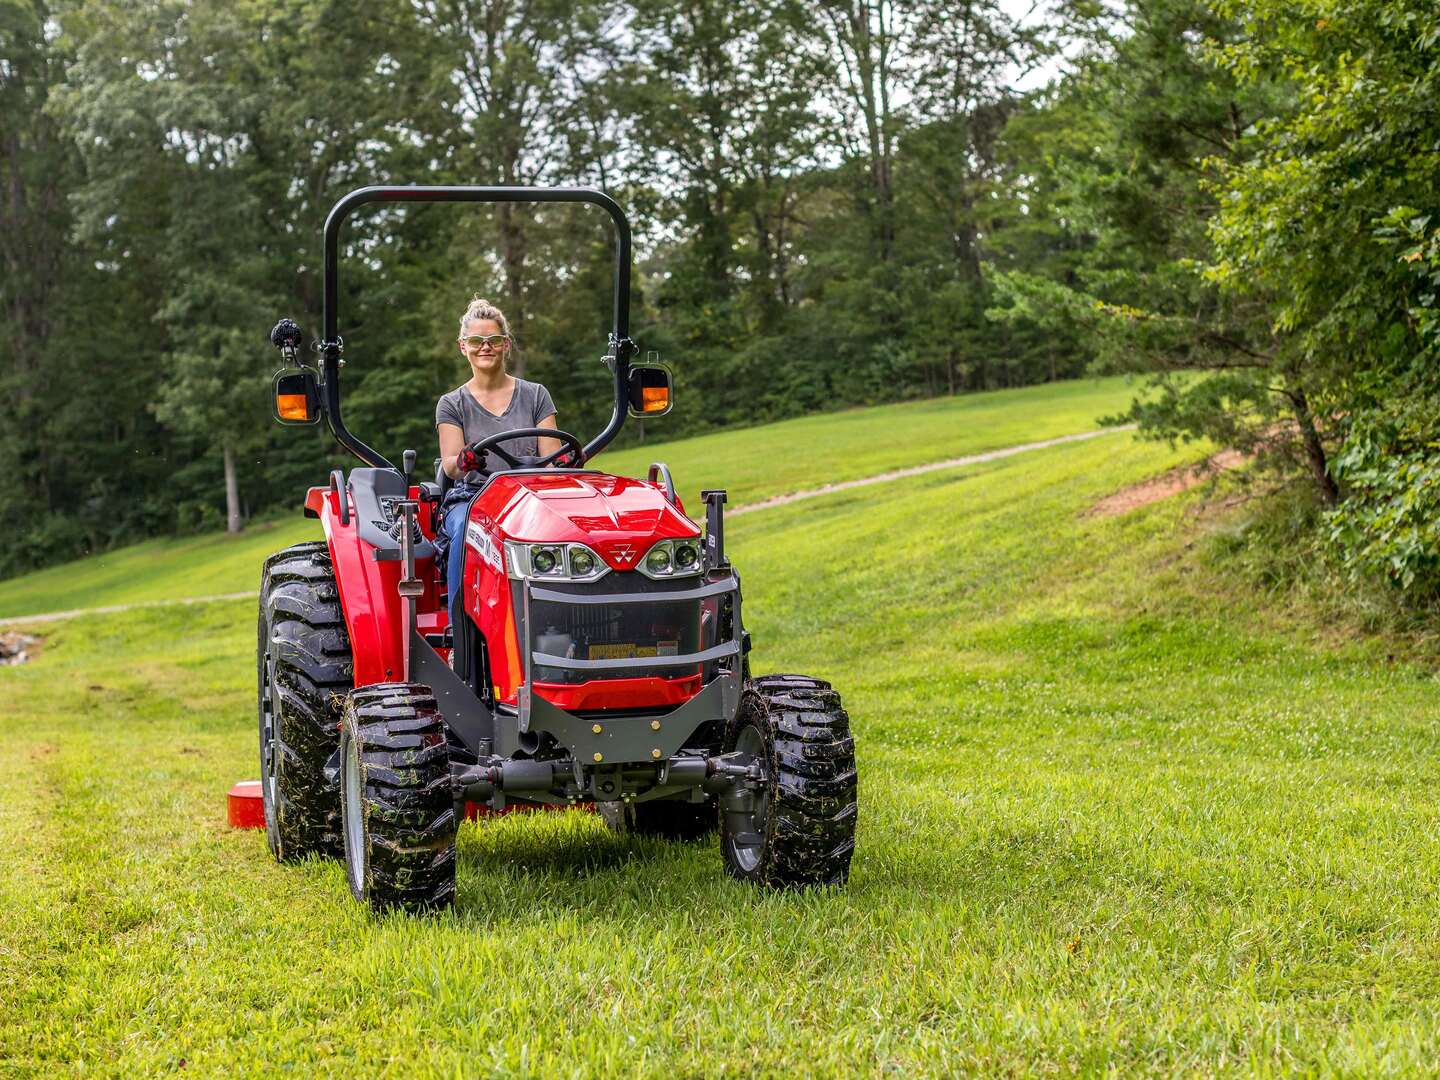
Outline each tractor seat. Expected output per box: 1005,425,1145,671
423,458,451,503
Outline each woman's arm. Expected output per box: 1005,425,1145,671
537,413,562,459
438,422,466,479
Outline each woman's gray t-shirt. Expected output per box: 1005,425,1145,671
435,379,557,472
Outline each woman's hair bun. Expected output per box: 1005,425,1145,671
459,296,511,339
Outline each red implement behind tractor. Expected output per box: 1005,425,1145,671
257,186,858,912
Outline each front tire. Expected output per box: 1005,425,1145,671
257,541,353,861
340,684,457,913
721,674,857,888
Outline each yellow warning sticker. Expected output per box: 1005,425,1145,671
588,643,658,660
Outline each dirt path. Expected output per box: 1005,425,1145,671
0,426,1134,628
1087,448,1245,517
0,592,257,628
731,426,1133,516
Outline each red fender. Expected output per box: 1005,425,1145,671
306,484,442,687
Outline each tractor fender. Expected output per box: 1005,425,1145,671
307,484,410,686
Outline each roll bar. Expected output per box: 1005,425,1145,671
319,185,637,470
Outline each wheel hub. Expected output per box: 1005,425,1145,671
727,725,769,872
342,732,367,896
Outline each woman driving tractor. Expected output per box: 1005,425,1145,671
260,184,856,912
435,296,562,593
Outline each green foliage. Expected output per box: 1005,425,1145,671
989,0,1292,463
1204,0,1440,596
1327,394,1440,591
0,0,1098,579
8,0,1437,610
986,0,1440,609
1326,211,1440,591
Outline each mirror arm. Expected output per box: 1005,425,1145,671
583,336,636,460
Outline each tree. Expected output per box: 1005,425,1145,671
0,0,177,572
1205,0,1440,589
57,0,424,531
989,0,1305,481
0,0,76,523
412,0,620,377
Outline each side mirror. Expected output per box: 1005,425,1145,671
273,367,322,425
627,363,674,418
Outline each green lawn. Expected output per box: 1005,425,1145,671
5,417,1440,1074
598,373,1138,508
0,376,1136,619
0,518,320,621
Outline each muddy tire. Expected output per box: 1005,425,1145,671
720,674,857,888
258,541,353,861
340,684,457,913
599,796,718,840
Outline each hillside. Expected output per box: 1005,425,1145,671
0,377,1135,619
5,380,1438,1073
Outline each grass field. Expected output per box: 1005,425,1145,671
0,376,1134,619
7,381,1440,1074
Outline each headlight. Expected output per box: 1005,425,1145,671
638,537,704,580
505,541,609,582
674,542,699,570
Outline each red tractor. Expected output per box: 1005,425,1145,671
258,186,858,912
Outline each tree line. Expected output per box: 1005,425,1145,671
3,0,1438,605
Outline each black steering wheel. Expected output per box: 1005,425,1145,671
467,427,586,471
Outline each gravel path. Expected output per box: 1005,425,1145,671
0,426,1131,627
0,592,258,627
731,426,1131,516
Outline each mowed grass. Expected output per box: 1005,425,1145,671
0,519,319,620
597,374,1137,508
6,426,1440,1075
0,376,1135,619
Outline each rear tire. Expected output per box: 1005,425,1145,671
340,684,457,913
720,674,857,888
258,541,353,861
599,796,718,840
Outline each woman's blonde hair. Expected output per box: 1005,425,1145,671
458,295,512,341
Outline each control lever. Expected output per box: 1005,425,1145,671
398,499,423,680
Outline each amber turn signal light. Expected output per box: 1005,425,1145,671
272,367,322,426
276,392,311,421
627,362,674,419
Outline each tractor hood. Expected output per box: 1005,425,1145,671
472,471,700,573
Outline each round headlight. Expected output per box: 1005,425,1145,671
646,546,672,574
674,543,698,569
531,547,559,574
569,548,596,575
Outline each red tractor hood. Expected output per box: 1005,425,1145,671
472,472,700,572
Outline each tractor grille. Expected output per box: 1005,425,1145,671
525,574,718,684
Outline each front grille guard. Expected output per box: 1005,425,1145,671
505,571,745,762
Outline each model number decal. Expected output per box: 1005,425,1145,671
465,522,501,570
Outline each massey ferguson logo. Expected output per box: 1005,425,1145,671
610,543,637,564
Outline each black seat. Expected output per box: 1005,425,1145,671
425,458,452,503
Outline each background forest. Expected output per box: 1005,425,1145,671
2,0,1438,606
